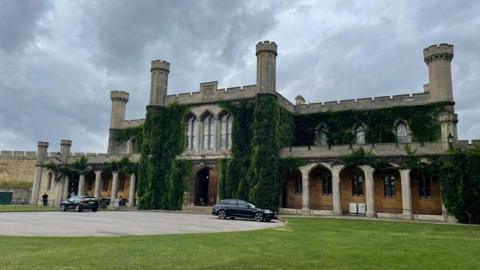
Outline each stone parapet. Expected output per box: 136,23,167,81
164,84,258,106
0,151,37,158
280,142,445,159
120,119,145,129
151,60,170,72
423,44,454,64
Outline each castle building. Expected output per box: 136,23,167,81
29,41,473,222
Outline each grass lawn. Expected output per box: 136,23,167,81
0,217,479,270
0,205,57,212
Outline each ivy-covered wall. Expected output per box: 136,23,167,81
137,104,191,210
294,102,450,146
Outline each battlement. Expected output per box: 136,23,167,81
60,139,72,146
294,92,432,114
0,150,37,158
423,43,454,64
164,84,258,105
256,40,277,55
110,90,129,102
151,60,170,72
120,119,145,129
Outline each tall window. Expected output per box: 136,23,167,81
202,114,215,150
419,173,432,197
47,172,52,190
352,175,364,196
316,126,328,146
294,173,302,193
186,116,197,150
220,113,233,149
384,175,396,197
396,122,408,144
322,175,332,196
355,125,366,144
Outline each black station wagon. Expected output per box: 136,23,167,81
60,196,99,212
212,199,277,222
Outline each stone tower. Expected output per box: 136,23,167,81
110,91,129,129
423,44,454,102
30,141,49,204
149,60,170,106
256,41,277,94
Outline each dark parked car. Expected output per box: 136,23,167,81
212,199,277,222
60,196,99,212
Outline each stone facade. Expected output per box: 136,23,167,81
26,41,478,223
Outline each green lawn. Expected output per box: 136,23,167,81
0,217,479,270
0,205,57,212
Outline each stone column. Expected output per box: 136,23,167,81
331,165,343,216
78,174,85,196
400,169,413,219
55,179,64,207
110,171,119,208
31,141,49,204
94,170,102,198
361,165,375,217
299,166,310,213
128,173,136,207
63,176,70,200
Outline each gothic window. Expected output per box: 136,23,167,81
352,175,364,196
396,122,408,144
322,175,332,196
202,114,216,150
384,175,396,197
419,173,432,198
355,125,366,144
186,116,197,150
316,126,328,146
47,172,52,190
220,113,233,149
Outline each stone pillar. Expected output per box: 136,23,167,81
78,174,85,196
149,60,170,106
256,41,277,94
400,169,413,219
110,171,119,208
331,165,343,216
109,91,129,129
299,166,310,213
55,179,64,206
31,141,49,204
60,140,72,164
63,176,70,200
361,165,375,217
94,170,102,199
128,173,136,207
439,112,458,151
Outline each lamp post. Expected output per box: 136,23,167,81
447,133,454,150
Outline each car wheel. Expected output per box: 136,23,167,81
254,212,264,222
61,205,67,212
92,208,98,212
218,210,227,219
75,205,82,212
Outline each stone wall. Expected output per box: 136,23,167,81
0,188,32,204
0,151,36,184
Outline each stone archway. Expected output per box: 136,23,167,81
309,165,333,210
282,168,302,209
194,167,217,206
374,168,402,213
410,169,442,215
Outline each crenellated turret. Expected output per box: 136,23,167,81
423,43,454,102
110,90,129,129
256,41,277,94
150,60,170,106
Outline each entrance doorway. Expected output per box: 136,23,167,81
195,167,217,206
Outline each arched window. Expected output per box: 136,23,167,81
202,114,215,150
220,113,233,149
47,172,52,190
384,175,396,197
186,115,197,150
355,125,366,144
316,126,328,146
396,122,408,144
322,175,332,196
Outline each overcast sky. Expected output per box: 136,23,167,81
1,0,479,152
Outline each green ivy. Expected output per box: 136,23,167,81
110,125,144,153
294,102,450,146
137,104,190,210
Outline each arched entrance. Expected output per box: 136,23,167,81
340,166,366,215
374,168,402,213
410,169,442,215
282,168,302,209
194,167,217,206
309,165,333,210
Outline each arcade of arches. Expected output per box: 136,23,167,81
281,163,443,218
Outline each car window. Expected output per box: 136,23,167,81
238,201,249,207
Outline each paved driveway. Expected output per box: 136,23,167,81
0,211,282,237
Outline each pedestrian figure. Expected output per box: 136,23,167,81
42,192,48,207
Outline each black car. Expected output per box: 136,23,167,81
60,196,99,212
212,199,277,222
